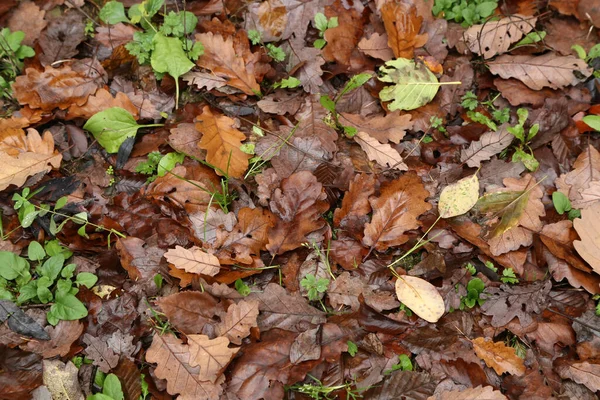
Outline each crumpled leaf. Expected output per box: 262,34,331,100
556,361,600,392
381,0,428,58
183,71,227,91
66,88,138,120
82,333,119,373
243,0,319,42
38,10,85,66
283,36,325,94
196,106,250,178
340,112,412,144
42,360,84,400
379,57,440,111
7,1,46,46
24,320,83,358
488,53,592,90
365,371,437,399
464,15,537,59
363,173,432,252
187,335,239,383
471,337,526,375
164,245,220,276
439,173,479,218
573,202,600,275
146,332,223,400
321,2,362,66
358,32,394,61
354,131,407,170
395,275,445,323
461,125,513,168
556,145,600,210
0,128,62,191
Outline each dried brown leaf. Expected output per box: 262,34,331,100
8,1,46,46
573,202,600,275
355,131,407,170
556,145,600,210
464,15,536,59
164,245,220,276
428,385,508,399
358,33,394,61
187,335,239,383
340,112,412,144
216,300,259,345
82,333,119,373
157,291,224,336
471,337,526,375
66,88,138,120
556,361,600,392
461,126,513,168
381,0,428,59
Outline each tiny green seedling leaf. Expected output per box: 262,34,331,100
99,1,130,25
438,173,480,218
273,76,301,89
583,115,600,131
347,340,358,356
515,31,546,46
552,191,572,215
395,275,444,323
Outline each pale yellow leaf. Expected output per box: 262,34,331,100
439,174,479,218
42,360,84,400
354,131,407,170
164,245,220,276
464,15,537,59
187,335,239,383
471,337,526,376
573,202,600,275
395,275,444,323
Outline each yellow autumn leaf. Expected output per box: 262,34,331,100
395,275,445,323
438,173,479,218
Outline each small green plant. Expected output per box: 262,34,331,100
234,278,251,296
99,0,204,108
273,76,302,89
505,332,527,359
384,354,413,374
398,302,413,317
247,29,287,62
429,116,446,133
507,108,539,171
347,340,358,356
0,28,35,99
460,278,486,309
320,73,372,136
552,191,581,220
500,268,519,284
461,91,510,131
432,0,498,27
464,262,477,275
572,43,600,65
593,294,600,316
106,165,116,186
88,373,124,400
313,13,338,49
301,274,330,302
287,375,362,400
0,239,97,325
10,188,125,245
135,151,185,182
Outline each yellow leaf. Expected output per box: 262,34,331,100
395,275,444,323
471,337,526,376
164,245,220,276
439,173,479,218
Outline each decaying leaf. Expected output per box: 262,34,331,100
556,361,600,392
439,173,480,218
461,126,513,168
216,300,259,345
464,15,537,59
187,335,239,383
354,131,407,170
42,360,84,400
196,106,250,178
395,275,445,323
488,53,592,90
471,337,526,376
381,0,428,58
556,145,600,210
428,385,508,400
341,112,412,144
573,202,600,275
363,173,431,252
164,245,220,276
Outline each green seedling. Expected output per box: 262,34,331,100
507,108,539,171
313,12,338,49
552,191,581,220
432,0,499,27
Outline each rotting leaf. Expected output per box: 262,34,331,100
439,173,480,218
354,131,407,170
471,337,526,376
395,275,445,323
464,15,537,59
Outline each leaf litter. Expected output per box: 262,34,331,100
0,0,600,399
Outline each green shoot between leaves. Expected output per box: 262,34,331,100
313,13,338,49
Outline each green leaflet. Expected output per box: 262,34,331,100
151,33,195,108
378,58,440,111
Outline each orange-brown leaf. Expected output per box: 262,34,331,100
196,106,250,178
216,300,259,345
381,0,428,59
363,173,431,252
471,337,526,376
66,88,138,120
164,245,220,276
187,335,239,383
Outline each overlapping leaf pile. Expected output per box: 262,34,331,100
1,0,600,399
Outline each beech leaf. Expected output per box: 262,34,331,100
439,173,480,218
164,245,220,276
378,58,440,111
395,275,445,323
354,131,407,170
464,15,537,59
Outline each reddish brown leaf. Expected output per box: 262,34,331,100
381,0,428,58
7,1,46,46
187,335,239,383
322,2,363,66
471,337,526,375
82,333,119,373
157,291,226,336
66,88,138,120
216,300,259,345
23,321,83,359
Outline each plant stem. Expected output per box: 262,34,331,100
31,204,125,238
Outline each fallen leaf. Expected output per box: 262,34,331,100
333,173,376,237
439,173,480,218
164,245,221,277
187,335,239,383
573,202,600,275
183,71,227,91
556,361,600,392
216,300,259,345
379,57,440,111
157,291,225,336
38,10,85,65
266,171,329,255
395,275,445,323
365,371,437,399
283,36,325,94
196,106,250,178
322,2,363,66
146,332,223,400
488,53,592,90
354,131,407,170
328,271,364,311
363,173,432,252
66,88,138,120
7,1,46,46
195,32,261,95
556,145,600,210
428,385,508,399
82,333,119,373
471,337,526,375
381,0,428,59
358,32,394,61
461,126,514,168
24,321,83,358
340,112,412,144
42,360,84,400
257,90,304,115
464,15,537,59
95,23,136,48
244,0,319,42
0,128,62,191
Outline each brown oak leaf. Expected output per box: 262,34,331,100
164,245,220,276
157,291,226,336
340,112,412,144
66,88,138,120
381,0,428,59
82,333,119,373
556,145,600,210
216,300,259,345
471,337,526,376
187,335,239,383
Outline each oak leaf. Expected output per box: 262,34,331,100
322,2,362,66
461,126,513,168
556,145,600,210
244,0,319,42
428,385,508,400
38,10,85,66
7,1,46,46
146,332,223,400
66,88,138,120
358,33,394,61
488,53,592,90
340,112,412,144
0,128,62,191
363,173,431,252
283,36,325,94
556,361,600,392
266,171,329,255
333,173,376,237
354,131,407,170
464,15,537,59
196,106,250,178
573,202,600,275
157,291,225,335
12,61,104,111
182,71,227,91
365,371,437,399
381,0,428,59
471,337,526,375
82,333,119,373
116,237,166,282
164,245,220,277
195,32,261,95
216,300,259,345
256,90,304,115
187,335,239,383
